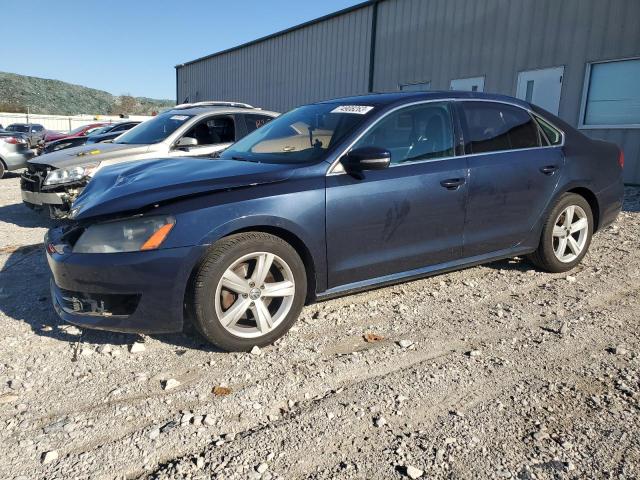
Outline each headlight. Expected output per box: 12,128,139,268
73,215,176,254
44,163,100,186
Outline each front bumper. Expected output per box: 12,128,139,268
21,189,64,206
46,229,207,334
21,165,86,216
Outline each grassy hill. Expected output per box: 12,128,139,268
0,72,174,116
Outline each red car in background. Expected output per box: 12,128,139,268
42,122,109,143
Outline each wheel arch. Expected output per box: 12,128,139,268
183,222,319,326
226,225,317,303
565,186,600,232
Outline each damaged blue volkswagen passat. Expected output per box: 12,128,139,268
45,92,624,351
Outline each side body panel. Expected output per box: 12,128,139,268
463,147,564,257
325,159,468,288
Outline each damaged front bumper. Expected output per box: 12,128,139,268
45,226,207,334
20,165,86,218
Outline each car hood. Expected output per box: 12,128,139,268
30,142,150,169
70,157,295,220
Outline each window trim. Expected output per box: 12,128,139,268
578,56,640,130
327,98,565,175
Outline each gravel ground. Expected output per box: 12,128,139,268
0,173,638,480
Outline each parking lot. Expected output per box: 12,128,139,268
0,173,638,479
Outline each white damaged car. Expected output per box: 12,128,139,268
20,102,278,217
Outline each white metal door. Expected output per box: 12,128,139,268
450,76,485,92
516,67,564,115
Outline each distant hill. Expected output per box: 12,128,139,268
0,72,174,116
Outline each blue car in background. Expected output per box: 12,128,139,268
44,92,624,351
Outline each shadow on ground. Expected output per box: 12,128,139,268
0,199,57,229
0,243,218,352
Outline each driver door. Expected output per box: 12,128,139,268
169,115,237,157
325,102,468,289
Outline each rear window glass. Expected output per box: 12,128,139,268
462,102,541,154
245,114,274,133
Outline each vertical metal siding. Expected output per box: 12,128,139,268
372,0,640,183
177,6,373,113
177,0,640,183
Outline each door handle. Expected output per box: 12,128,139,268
440,178,466,190
539,165,558,175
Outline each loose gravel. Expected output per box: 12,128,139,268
0,174,638,479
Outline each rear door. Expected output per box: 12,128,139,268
459,101,564,257
325,101,468,288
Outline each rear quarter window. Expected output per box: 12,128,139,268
534,115,563,146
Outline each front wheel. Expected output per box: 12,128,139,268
189,232,307,351
528,193,594,273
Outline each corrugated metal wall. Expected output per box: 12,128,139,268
177,0,640,183
373,0,640,183
177,5,373,113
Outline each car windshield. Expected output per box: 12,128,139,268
115,112,193,145
89,125,113,136
7,124,29,133
219,103,375,164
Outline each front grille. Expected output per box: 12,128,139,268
20,164,50,193
57,288,141,317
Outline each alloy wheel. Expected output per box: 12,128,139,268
552,205,589,263
214,252,296,338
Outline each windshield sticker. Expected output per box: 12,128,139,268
331,105,374,115
170,115,189,121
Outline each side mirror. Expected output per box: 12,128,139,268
175,136,198,149
341,147,391,173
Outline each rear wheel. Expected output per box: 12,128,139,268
0,161,6,179
189,232,307,351
528,193,593,273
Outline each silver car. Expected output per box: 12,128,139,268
21,102,279,217
0,131,36,178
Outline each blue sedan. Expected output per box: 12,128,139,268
45,92,624,351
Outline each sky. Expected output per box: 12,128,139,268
0,0,363,100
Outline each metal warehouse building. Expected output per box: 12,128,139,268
176,0,640,184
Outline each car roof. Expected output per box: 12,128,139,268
317,91,532,110
166,106,280,116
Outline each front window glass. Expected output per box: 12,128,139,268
115,112,193,145
220,103,374,164
353,102,455,164
182,116,235,146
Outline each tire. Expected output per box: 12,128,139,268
189,232,307,351
0,161,6,179
528,193,594,273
